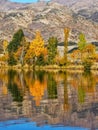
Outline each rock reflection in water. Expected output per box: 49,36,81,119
0,69,98,129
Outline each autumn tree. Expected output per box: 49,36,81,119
94,54,98,62
47,37,58,64
0,40,9,63
84,43,96,59
25,31,45,67
64,28,70,64
83,43,96,71
71,49,81,64
14,37,29,66
3,40,8,55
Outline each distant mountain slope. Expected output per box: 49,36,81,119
0,0,98,43
0,0,29,11
51,0,98,22
52,0,98,8
0,0,47,11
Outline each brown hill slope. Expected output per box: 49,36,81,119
0,1,98,43
51,0,98,22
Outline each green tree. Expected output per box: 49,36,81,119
82,44,96,71
7,29,24,65
47,37,58,64
78,34,95,70
8,29,24,52
78,33,87,61
78,33,87,51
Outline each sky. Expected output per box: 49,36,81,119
10,0,49,3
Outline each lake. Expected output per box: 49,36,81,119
0,69,98,130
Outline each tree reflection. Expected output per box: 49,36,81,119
27,71,47,106
7,70,23,102
83,71,96,94
63,72,69,111
47,73,57,99
69,71,97,104
78,83,85,104
0,69,98,128
0,70,8,95
36,71,45,83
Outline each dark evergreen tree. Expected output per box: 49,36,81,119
8,29,24,52
7,29,24,65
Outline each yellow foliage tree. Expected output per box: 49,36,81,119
84,43,96,59
94,54,98,62
3,40,8,54
25,31,45,66
14,37,29,65
0,40,8,64
70,50,81,63
64,28,70,63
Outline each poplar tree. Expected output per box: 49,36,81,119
64,28,70,64
78,33,87,61
47,37,58,64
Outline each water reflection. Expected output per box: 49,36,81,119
0,69,98,129
8,70,23,102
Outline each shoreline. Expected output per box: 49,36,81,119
0,64,98,71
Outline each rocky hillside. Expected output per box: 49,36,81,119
0,0,98,43
52,0,98,22
0,0,47,11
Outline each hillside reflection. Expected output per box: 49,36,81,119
0,69,98,129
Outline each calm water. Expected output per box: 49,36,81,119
0,69,98,130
